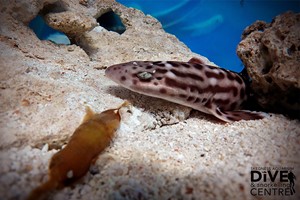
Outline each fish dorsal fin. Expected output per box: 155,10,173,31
82,106,95,123
188,57,205,64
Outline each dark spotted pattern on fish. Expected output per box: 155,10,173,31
105,57,265,123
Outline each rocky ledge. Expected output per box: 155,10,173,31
237,11,300,118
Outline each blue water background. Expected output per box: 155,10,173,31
117,0,300,72
29,15,71,45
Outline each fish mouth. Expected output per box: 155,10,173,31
104,66,113,78
105,65,121,81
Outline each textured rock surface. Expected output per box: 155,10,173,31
0,1,299,200
0,0,201,149
237,11,300,118
44,11,97,36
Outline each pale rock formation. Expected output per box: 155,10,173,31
237,11,300,118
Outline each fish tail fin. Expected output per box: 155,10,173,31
26,180,56,200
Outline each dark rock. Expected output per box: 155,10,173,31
237,11,300,118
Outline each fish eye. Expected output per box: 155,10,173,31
136,71,153,80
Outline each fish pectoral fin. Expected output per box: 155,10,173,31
82,106,95,123
229,110,266,121
212,107,266,123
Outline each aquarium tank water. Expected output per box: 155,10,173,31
117,0,299,72
30,0,300,72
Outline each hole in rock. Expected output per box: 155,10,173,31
261,45,273,75
29,15,71,45
40,1,66,14
97,11,126,34
287,44,296,56
262,61,273,75
265,76,273,84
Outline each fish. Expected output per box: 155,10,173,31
26,101,129,200
105,57,264,123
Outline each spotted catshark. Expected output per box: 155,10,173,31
105,57,264,123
